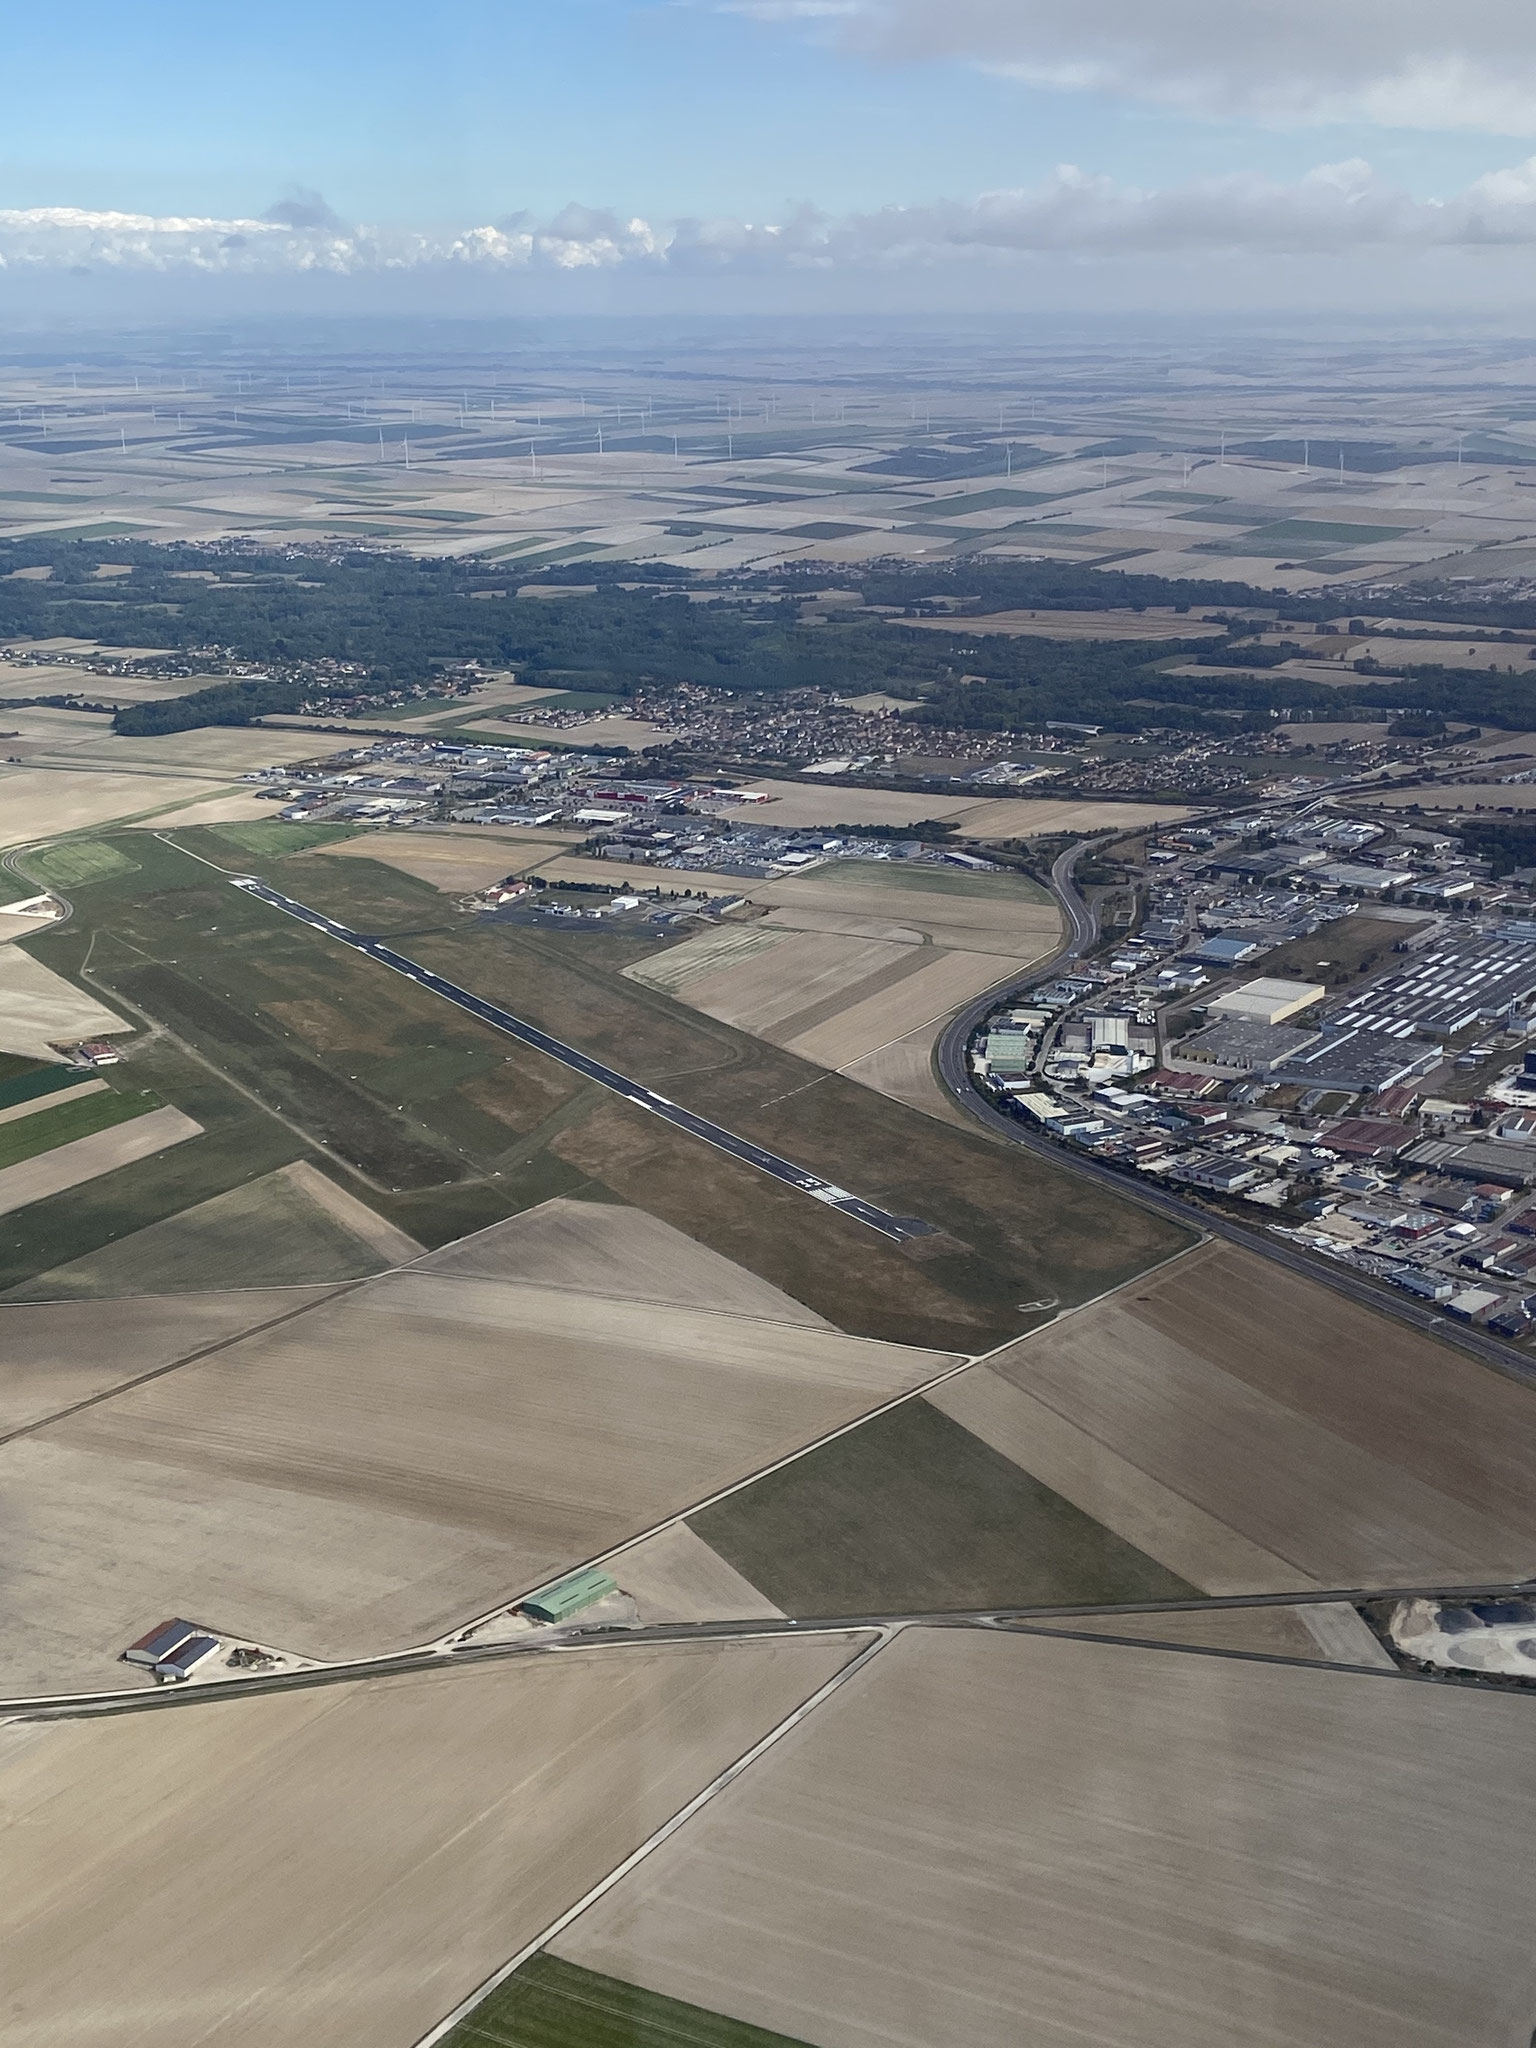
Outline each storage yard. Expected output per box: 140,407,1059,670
552,1628,1536,2048
0,1638,856,2047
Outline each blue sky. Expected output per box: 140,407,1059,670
1,0,1522,221
3,1,1535,312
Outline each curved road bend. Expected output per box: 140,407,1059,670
227,877,932,1245
935,845,1536,1389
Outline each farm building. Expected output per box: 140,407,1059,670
521,1567,619,1625
123,1619,203,1670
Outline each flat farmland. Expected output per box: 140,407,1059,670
0,1104,202,1223
0,1638,856,2048
419,1197,831,1326
553,1628,1536,2048
320,829,577,894
4,1161,408,1300
627,863,1059,1116
1361,781,1536,810
0,1264,949,1691
0,942,126,1057
933,1241,1536,1591
691,1396,1195,1615
720,782,1182,837
782,949,1016,1070
750,860,1061,958
444,1955,815,2048
609,1523,787,1626
0,1283,341,1433
0,768,232,848
902,607,1227,640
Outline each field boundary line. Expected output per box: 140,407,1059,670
409,1625,891,2048
0,1279,361,1448
441,1241,1207,1647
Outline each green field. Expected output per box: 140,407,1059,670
444,1954,813,2048
0,1063,86,1112
21,839,140,890
3,1165,389,1300
691,1397,1199,1615
0,1085,152,1172
1248,519,1415,545
202,821,361,857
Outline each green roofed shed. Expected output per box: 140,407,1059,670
521,1567,619,1625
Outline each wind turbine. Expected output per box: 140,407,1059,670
530,440,538,480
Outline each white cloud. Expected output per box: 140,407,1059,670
12,158,1536,283
742,0,1536,135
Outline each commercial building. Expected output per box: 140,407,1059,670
1206,978,1326,1027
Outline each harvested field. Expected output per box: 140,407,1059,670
318,830,543,894
836,1030,973,1128
0,1285,341,1434
902,607,1228,641
688,934,921,1040
691,1396,1197,1616
49,727,320,772
554,1627,1536,2048
417,1197,830,1327
0,768,230,846
623,924,795,999
1012,1601,1393,1666
783,950,1015,1070
0,941,126,1058
1360,781,1536,810
947,795,1195,837
610,1523,786,1625
0,1638,856,2046
0,1264,948,1691
3,1161,413,1301
943,1240,1536,1590
0,1104,201,1223
0,1085,147,1167
136,789,277,829
749,860,1060,957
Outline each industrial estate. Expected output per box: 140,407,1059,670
3,325,1536,2048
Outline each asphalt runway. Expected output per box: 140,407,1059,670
229,878,932,1243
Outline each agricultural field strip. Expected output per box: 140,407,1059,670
0,1639,862,2048
226,877,934,1243
0,1105,201,1221
0,1077,105,1127
0,1253,1231,1708
550,1628,1536,2048
414,1632,886,2048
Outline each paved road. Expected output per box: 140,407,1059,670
229,877,933,1243
934,844,1536,1389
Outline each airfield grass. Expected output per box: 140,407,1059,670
445,1954,814,2048
202,820,361,857
691,1397,1200,1616
20,838,138,889
0,1082,151,1171
2,1165,389,1299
